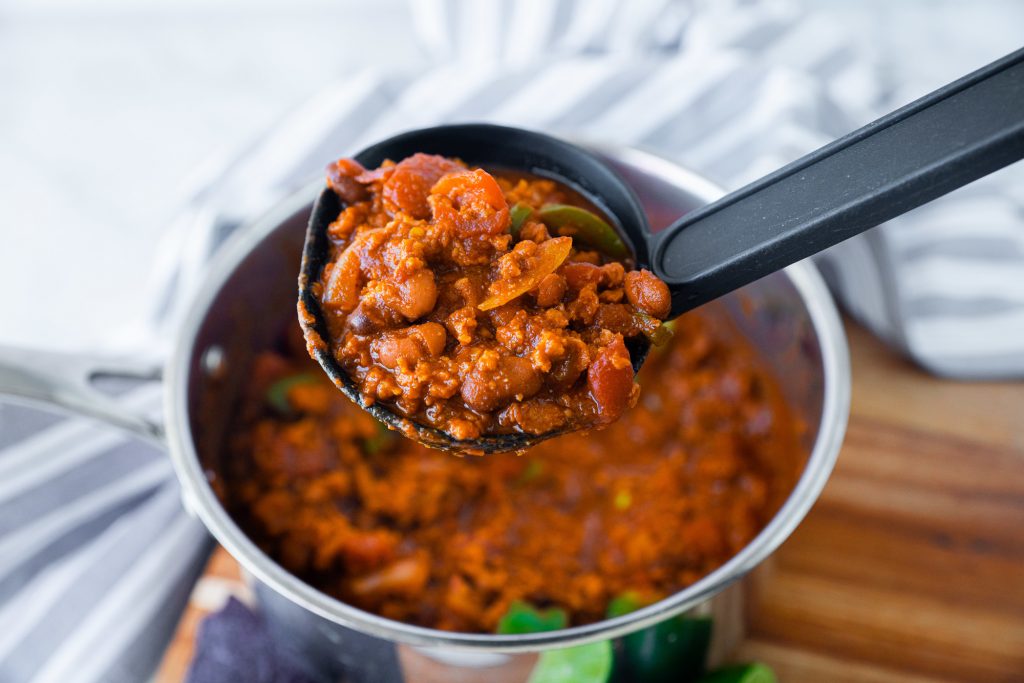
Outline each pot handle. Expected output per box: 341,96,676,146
0,345,165,446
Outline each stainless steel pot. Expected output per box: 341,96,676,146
0,144,849,679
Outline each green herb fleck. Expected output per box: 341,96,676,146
265,373,318,414
518,459,545,484
510,202,532,238
605,591,646,619
362,419,398,455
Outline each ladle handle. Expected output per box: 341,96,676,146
652,47,1024,318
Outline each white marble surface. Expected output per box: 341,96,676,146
2,0,1021,351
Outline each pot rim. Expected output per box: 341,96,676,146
165,143,850,653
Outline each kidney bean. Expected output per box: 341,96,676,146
625,269,671,319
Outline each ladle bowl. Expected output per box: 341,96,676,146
298,124,657,453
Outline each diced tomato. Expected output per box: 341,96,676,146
383,153,463,218
430,169,510,237
587,336,635,424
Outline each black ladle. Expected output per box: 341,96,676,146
299,47,1024,454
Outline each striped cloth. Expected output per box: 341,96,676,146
0,391,211,682
1,2,1021,682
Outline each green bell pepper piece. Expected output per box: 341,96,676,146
606,592,713,683
510,202,533,237
538,204,629,260
635,311,674,346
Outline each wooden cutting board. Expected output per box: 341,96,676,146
156,319,1024,682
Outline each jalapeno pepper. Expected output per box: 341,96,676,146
606,592,712,683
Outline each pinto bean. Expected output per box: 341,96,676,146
372,322,447,370
415,321,447,356
346,300,396,334
594,304,638,336
560,262,602,290
461,355,542,413
389,269,438,321
625,269,671,319
534,273,567,307
323,245,363,312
